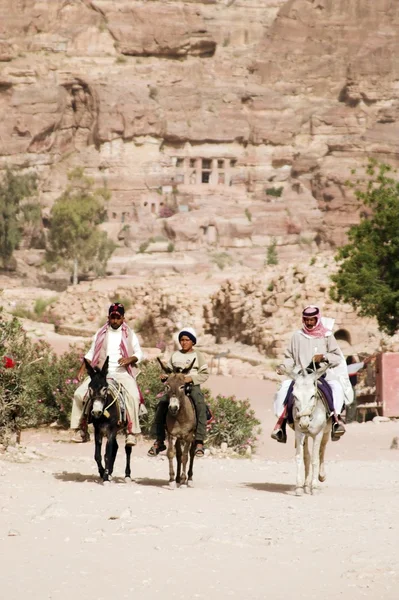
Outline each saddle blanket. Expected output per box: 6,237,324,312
284,378,334,424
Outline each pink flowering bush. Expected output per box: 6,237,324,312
0,312,85,443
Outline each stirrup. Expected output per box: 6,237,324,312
331,421,345,441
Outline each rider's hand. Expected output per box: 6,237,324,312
276,365,285,375
313,354,324,363
160,374,168,382
184,376,193,383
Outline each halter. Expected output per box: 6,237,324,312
90,380,121,419
294,379,320,420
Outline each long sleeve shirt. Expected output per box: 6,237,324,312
85,327,143,375
167,349,209,386
283,330,342,376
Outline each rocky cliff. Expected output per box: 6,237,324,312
1,0,398,262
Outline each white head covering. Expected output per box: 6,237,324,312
178,327,197,345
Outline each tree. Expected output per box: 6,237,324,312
330,160,399,336
46,168,115,284
0,168,38,268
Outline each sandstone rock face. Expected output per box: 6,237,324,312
0,0,398,256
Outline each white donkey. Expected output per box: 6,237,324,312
288,364,332,496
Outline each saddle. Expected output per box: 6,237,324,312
184,383,214,425
83,378,128,424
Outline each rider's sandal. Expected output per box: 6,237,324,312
147,441,167,457
194,444,205,458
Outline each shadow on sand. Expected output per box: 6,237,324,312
134,477,169,488
53,472,170,488
243,482,295,495
54,471,126,485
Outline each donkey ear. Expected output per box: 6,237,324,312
182,358,196,375
84,358,95,377
157,356,173,374
101,356,109,377
282,366,299,381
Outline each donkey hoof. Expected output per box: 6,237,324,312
304,485,311,495
295,487,304,496
318,473,326,483
124,476,132,484
102,479,111,486
168,481,176,490
187,480,194,488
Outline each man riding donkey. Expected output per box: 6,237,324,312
148,327,209,458
271,305,353,443
70,302,145,445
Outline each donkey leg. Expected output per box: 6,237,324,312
175,440,182,485
103,433,117,481
318,426,330,482
125,444,132,481
303,436,312,494
310,432,323,493
109,436,118,476
166,435,176,487
179,440,191,486
295,432,305,496
94,430,105,479
187,441,195,487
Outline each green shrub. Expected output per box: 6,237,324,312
266,238,278,265
211,251,234,270
167,242,175,253
245,208,252,222
136,359,165,435
0,314,84,444
205,392,261,454
138,241,149,253
265,186,283,198
34,296,58,318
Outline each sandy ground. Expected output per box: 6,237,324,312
1,376,399,600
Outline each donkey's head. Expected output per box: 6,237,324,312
157,357,196,416
84,357,109,419
290,363,329,431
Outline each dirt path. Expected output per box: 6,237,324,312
1,377,399,600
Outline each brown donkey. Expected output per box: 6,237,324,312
157,357,197,488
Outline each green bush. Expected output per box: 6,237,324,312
136,359,166,435
266,238,278,265
265,186,283,198
0,314,83,444
205,392,261,454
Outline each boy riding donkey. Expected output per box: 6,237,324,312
148,327,209,458
271,306,353,443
